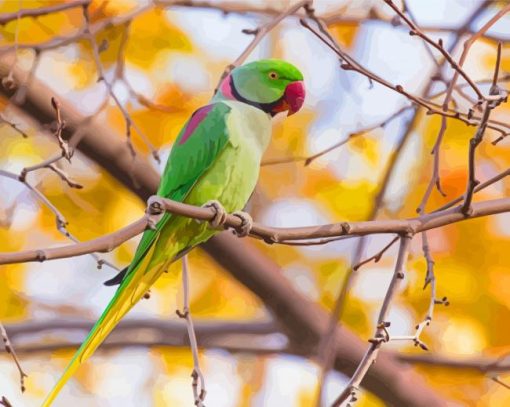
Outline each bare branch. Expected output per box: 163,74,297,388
0,168,121,271
0,113,28,138
443,2,510,106
0,322,27,393
262,106,410,167
0,396,13,407
45,163,83,189
0,1,90,25
353,236,399,271
332,235,413,406
306,8,481,401
176,256,206,406
7,317,510,374
50,97,71,161
299,19,510,139
433,168,510,213
461,43,504,215
491,377,510,390
81,5,159,162
383,0,485,101
3,194,510,266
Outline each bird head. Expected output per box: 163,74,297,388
218,59,305,117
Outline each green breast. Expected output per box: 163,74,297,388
185,101,271,212
139,101,271,279
150,102,272,267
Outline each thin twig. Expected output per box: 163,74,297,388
0,0,90,25
0,321,27,392
81,5,159,162
352,236,399,271
443,2,510,107
262,106,410,167
0,113,29,138
491,376,510,391
176,256,206,406
416,115,447,215
409,7,499,377
401,231,449,354
299,19,510,140
50,97,71,161
0,397,13,407
433,168,510,213
332,235,413,406
20,152,70,182
383,0,484,101
45,163,83,189
461,43,504,216
0,169,117,270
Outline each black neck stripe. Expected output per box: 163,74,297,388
229,76,284,116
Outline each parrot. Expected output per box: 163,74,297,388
42,59,305,406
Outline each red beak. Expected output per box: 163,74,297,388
284,81,305,116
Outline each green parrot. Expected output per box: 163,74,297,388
42,59,304,405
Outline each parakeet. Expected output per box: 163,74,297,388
42,59,305,406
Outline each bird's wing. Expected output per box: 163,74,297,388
42,102,233,406
104,101,232,286
124,102,232,279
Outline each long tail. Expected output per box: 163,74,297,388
42,240,165,406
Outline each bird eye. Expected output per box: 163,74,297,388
268,71,279,80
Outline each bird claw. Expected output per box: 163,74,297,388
232,211,253,237
147,195,164,215
202,200,227,228
146,195,164,229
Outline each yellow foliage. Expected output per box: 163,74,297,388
313,179,376,221
125,9,192,69
67,57,97,89
349,132,381,167
0,263,27,320
488,266,510,310
0,3,83,45
297,387,315,407
88,0,138,22
329,22,358,48
155,347,194,375
356,391,385,407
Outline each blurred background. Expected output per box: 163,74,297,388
0,0,510,405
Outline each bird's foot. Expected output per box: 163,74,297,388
202,200,227,228
146,195,165,229
232,211,253,237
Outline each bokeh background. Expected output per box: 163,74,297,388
1,0,510,405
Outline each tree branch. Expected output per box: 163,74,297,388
0,0,90,25
3,194,510,266
333,235,413,406
177,256,206,406
5,318,510,374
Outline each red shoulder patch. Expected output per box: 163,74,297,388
179,105,214,145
